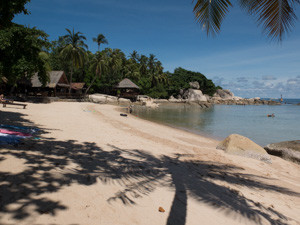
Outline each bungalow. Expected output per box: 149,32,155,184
30,71,69,97
115,78,140,100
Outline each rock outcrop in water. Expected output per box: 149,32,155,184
166,83,280,106
217,134,271,163
264,141,300,164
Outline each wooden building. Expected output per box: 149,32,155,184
115,78,140,100
71,82,85,96
30,71,70,97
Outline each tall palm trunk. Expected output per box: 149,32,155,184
69,55,73,94
85,72,99,96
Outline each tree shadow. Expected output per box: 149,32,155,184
0,110,299,225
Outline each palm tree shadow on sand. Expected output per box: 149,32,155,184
0,110,299,225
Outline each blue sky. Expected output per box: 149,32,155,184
14,0,300,98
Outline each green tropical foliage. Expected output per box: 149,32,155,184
193,0,300,41
168,68,218,97
85,51,108,95
60,28,87,93
0,24,50,87
0,0,31,28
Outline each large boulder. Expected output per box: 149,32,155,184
118,98,131,104
217,134,271,163
169,96,183,103
264,141,300,164
189,81,200,90
89,94,107,104
183,89,207,102
214,89,234,100
89,94,118,104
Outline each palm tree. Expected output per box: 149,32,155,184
93,34,108,51
85,52,108,95
130,50,139,63
193,0,299,41
60,28,87,93
148,54,157,74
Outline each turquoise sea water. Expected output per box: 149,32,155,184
132,100,300,146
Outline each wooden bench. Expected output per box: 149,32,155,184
2,102,27,109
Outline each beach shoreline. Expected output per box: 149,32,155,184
0,102,300,225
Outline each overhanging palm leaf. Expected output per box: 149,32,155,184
193,0,299,40
193,0,232,36
240,0,299,41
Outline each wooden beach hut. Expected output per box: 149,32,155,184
30,71,69,97
71,82,85,95
115,78,140,100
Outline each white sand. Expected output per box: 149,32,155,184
0,102,299,225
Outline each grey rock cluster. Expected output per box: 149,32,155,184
264,141,300,164
89,94,131,105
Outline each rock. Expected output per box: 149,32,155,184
214,89,234,100
118,98,131,104
106,96,118,103
179,89,184,96
158,207,165,213
189,81,200,90
204,94,211,101
89,94,107,104
89,94,118,104
217,134,271,163
183,89,207,102
268,100,281,105
137,95,151,102
169,96,183,103
153,99,169,103
264,141,300,164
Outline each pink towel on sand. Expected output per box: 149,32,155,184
0,129,32,137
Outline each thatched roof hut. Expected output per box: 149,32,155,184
115,78,140,100
116,78,140,90
31,71,69,88
71,82,85,91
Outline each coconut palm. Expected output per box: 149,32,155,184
85,52,108,95
60,28,87,93
93,34,108,51
130,50,139,63
193,0,299,41
148,54,157,74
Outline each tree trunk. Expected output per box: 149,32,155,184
69,58,73,95
84,73,98,96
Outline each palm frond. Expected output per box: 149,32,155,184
239,0,299,41
193,0,232,36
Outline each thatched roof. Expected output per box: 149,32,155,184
116,78,140,89
71,83,85,90
31,71,69,88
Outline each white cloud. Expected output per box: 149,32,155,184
262,75,277,81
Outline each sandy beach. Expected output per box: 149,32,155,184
0,102,300,225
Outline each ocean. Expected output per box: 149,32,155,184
132,99,300,146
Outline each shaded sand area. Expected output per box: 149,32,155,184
0,102,300,225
